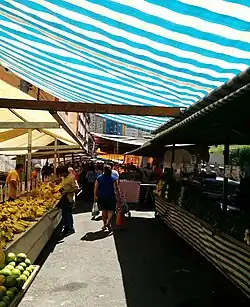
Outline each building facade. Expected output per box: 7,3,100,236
123,126,152,138
89,114,106,134
89,113,152,139
105,119,123,135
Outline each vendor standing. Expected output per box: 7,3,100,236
31,164,42,181
6,164,24,201
142,163,153,183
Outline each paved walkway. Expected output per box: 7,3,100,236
20,203,249,307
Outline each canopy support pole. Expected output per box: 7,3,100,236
171,144,175,173
27,129,32,184
54,139,57,175
223,140,230,213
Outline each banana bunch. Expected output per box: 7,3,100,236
0,182,61,247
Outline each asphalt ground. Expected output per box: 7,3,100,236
19,201,249,307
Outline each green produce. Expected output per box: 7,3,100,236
1,270,11,278
29,265,35,271
15,265,24,273
5,254,16,264
24,259,31,266
22,271,30,278
16,254,26,264
16,275,27,289
19,275,27,282
11,269,20,277
26,267,33,274
6,291,14,300
2,296,11,305
4,276,16,288
0,301,6,307
18,262,27,269
9,287,18,295
1,251,36,295
4,266,13,272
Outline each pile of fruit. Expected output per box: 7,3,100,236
0,182,61,248
0,252,36,306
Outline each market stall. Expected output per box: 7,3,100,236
0,182,61,257
93,133,149,203
129,81,250,298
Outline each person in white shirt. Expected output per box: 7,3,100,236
108,162,119,181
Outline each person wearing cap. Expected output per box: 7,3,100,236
31,164,42,181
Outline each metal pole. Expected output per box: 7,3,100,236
171,144,175,173
57,151,60,166
54,139,57,175
37,88,40,100
27,130,32,182
223,142,229,213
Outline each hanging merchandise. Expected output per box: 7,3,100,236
224,165,231,178
231,166,240,181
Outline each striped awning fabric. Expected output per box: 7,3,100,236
1,0,250,131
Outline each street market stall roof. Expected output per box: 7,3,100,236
1,1,250,131
126,143,196,157
129,81,250,156
93,133,148,154
154,67,250,134
0,80,81,155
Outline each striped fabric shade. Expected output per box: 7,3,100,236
1,0,250,131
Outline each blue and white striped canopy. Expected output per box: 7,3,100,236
1,0,250,131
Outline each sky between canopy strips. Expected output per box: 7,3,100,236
0,0,250,132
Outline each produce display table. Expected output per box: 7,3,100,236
6,208,61,263
155,195,250,299
9,265,40,307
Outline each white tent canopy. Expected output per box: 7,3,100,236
0,80,78,155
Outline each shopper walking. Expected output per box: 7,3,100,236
94,165,121,232
86,163,97,200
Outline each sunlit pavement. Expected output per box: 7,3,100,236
19,202,249,307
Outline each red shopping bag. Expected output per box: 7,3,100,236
116,209,125,227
